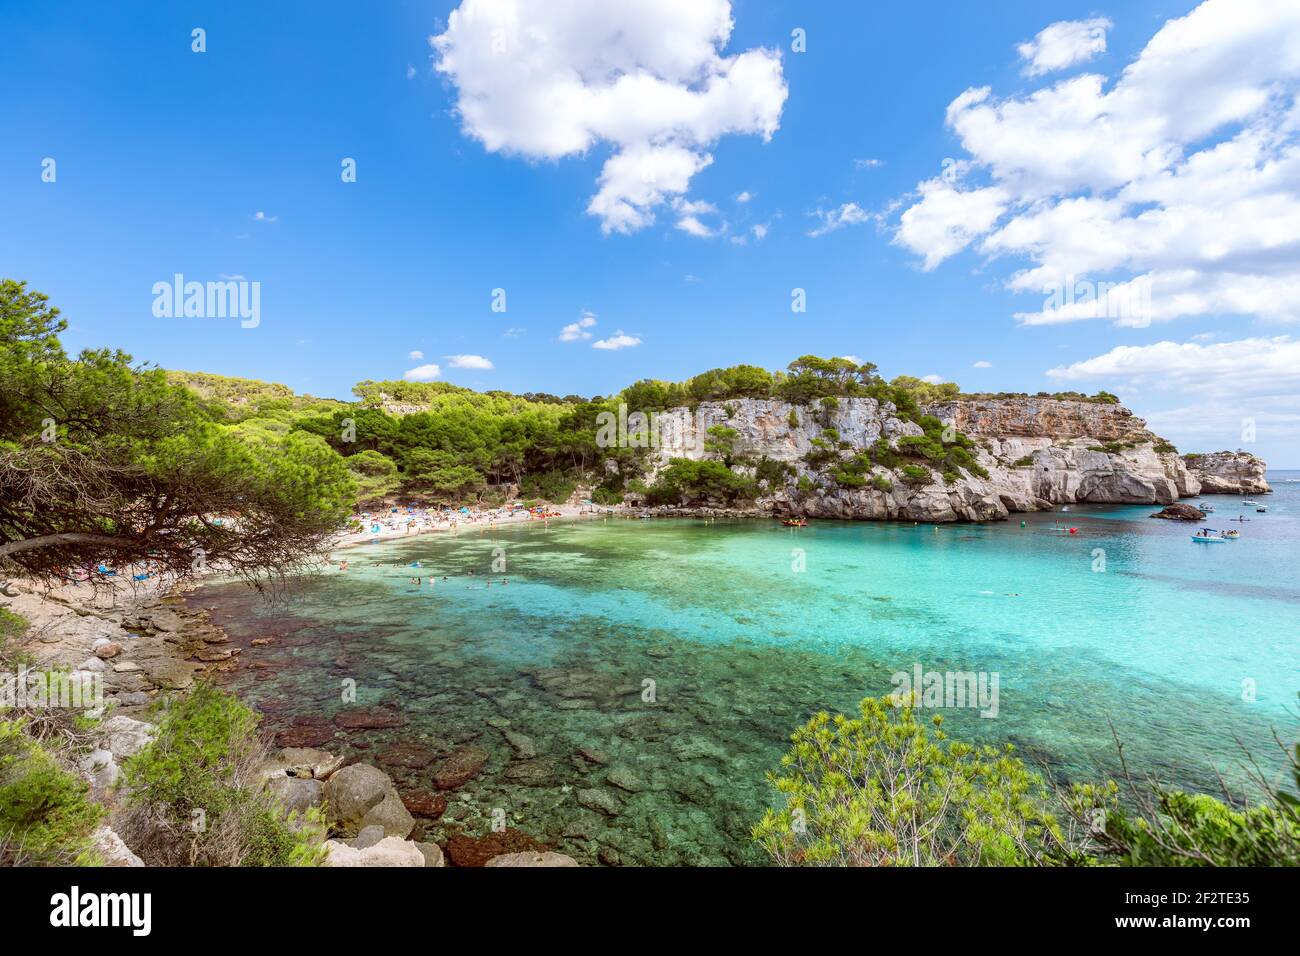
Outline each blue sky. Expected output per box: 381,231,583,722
3,1,1297,464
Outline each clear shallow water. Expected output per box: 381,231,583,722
194,478,1300,865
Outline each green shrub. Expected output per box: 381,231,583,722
0,719,103,866
518,469,576,504
754,457,795,490
900,464,931,486
645,459,757,506
121,684,325,866
753,696,1071,866
1066,785,1299,867
1013,455,1034,468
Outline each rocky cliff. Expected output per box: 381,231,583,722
643,396,1229,523
1183,451,1271,494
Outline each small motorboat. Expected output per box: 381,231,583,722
1243,500,1258,506
1199,503,1215,513
782,518,808,527
1256,505,1268,513
1221,529,1239,538
1192,528,1226,543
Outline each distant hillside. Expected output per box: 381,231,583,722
166,370,348,422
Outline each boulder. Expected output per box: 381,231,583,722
323,837,425,867
79,748,120,792
323,763,414,838
98,715,157,761
416,842,446,867
1151,503,1206,521
90,827,144,867
352,825,387,849
267,774,324,816
263,747,343,780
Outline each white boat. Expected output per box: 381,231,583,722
1192,528,1226,543
1256,505,1268,513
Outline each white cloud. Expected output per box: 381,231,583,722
854,158,884,169
404,363,442,381
592,330,642,350
837,354,862,364
1046,335,1300,452
560,312,598,341
921,374,946,385
673,198,722,237
431,0,788,235
253,211,278,222
445,354,494,369
972,360,993,368
504,327,525,337
751,223,769,240
897,180,1008,268
406,64,417,79
1017,18,1111,77
736,190,754,202
894,0,1300,326
807,202,873,237
1047,336,1300,397
409,350,424,360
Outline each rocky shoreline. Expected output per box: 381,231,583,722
6,581,580,867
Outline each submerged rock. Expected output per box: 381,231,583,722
445,827,544,867
334,707,408,730
432,746,489,790
576,788,622,816
485,851,580,867
401,791,448,819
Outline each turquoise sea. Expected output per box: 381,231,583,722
195,475,1300,865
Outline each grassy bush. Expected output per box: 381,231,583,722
753,696,1073,866
0,608,30,665
900,464,932,486
0,719,103,866
120,684,325,866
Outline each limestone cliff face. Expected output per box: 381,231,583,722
1183,451,1271,494
923,398,1202,507
643,396,1221,523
